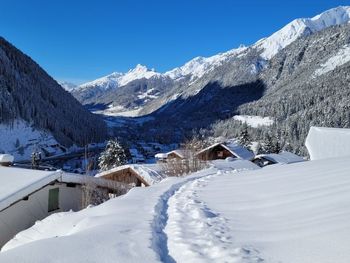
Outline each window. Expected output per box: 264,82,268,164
48,188,59,212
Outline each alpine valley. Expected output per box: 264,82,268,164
1,6,350,158
71,6,350,155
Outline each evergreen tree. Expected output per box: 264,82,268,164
261,134,275,154
272,139,281,154
238,124,251,149
98,139,127,171
255,142,263,155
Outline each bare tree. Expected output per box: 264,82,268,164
162,137,208,177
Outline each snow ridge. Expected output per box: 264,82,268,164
78,6,350,94
78,64,163,91
256,6,350,59
164,47,248,81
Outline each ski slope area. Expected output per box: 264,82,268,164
0,120,63,161
1,157,350,262
233,115,274,128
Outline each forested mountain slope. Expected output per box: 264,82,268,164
0,37,107,151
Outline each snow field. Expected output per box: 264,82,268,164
165,172,262,263
232,115,274,128
314,44,350,77
2,157,350,262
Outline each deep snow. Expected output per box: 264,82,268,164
1,157,350,262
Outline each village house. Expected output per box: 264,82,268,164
155,149,188,163
0,162,128,248
96,164,165,187
155,153,168,163
252,151,305,168
166,150,188,160
196,142,255,161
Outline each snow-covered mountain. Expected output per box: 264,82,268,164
73,6,350,117
79,64,165,91
59,81,78,91
255,6,350,59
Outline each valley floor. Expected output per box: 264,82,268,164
1,158,350,263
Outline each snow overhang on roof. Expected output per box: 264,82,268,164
305,126,350,160
0,167,61,212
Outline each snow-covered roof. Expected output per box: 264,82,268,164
61,173,131,193
255,151,305,164
95,164,166,186
0,167,61,211
211,159,260,172
167,149,188,159
197,142,255,160
305,126,350,160
0,154,14,163
155,150,189,159
155,153,167,159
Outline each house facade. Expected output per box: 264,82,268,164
0,166,128,248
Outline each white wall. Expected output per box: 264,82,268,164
0,183,82,248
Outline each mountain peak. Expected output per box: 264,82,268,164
130,64,152,73
256,6,350,59
311,6,350,22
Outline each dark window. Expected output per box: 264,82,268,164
66,183,76,188
48,188,59,212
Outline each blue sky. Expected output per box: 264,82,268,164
0,0,348,84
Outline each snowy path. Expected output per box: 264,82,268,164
161,172,262,263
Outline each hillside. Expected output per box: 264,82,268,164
0,37,107,159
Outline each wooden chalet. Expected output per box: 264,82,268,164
166,150,187,160
155,150,188,163
96,165,151,187
196,142,254,161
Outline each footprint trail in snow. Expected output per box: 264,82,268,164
164,173,263,263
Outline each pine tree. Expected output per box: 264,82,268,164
272,139,281,154
255,142,263,155
98,139,127,171
238,124,251,149
261,134,274,154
